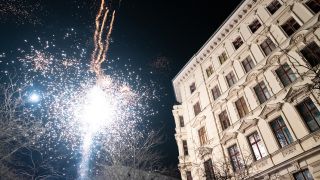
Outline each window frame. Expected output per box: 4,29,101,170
206,65,214,77
193,101,201,116
190,82,196,94
225,71,237,87
293,168,314,180
260,37,276,56
204,159,215,180
219,52,228,65
247,131,267,161
305,0,320,14
248,19,262,33
186,171,193,180
235,97,250,119
241,56,255,73
296,97,320,132
275,63,297,87
198,127,207,146
219,110,231,130
269,116,294,148
232,36,244,50
182,140,189,156
179,116,185,127
211,85,221,100
253,81,271,104
300,41,320,68
266,0,282,15
280,17,301,37
228,144,243,172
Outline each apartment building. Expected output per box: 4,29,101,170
172,0,320,179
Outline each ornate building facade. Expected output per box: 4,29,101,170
171,0,320,179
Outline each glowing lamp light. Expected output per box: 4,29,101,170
29,93,41,103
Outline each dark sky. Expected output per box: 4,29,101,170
0,0,243,175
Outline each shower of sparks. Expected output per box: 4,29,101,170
0,23,160,178
91,0,116,77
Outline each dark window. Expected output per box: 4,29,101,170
219,52,228,65
254,81,271,104
193,102,201,116
198,127,207,145
206,66,214,77
242,56,255,73
247,132,268,160
275,63,297,87
182,140,189,156
249,19,262,33
260,38,276,56
226,72,237,87
219,110,231,130
296,97,320,132
204,159,215,180
179,116,185,127
300,42,320,67
211,85,221,100
306,0,320,14
281,17,301,37
267,0,282,14
235,97,249,118
294,169,314,180
228,145,243,172
233,37,244,50
270,116,293,148
186,171,193,180
190,82,196,94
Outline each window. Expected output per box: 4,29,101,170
260,38,276,56
267,0,282,14
225,71,237,87
228,145,243,172
219,110,231,130
204,159,215,180
235,97,249,118
186,171,193,180
242,56,255,73
190,82,196,94
300,42,320,67
249,19,261,33
254,81,271,104
293,169,314,180
211,85,221,100
206,66,214,77
198,127,207,145
232,36,244,50
247,132,267,161
275,63,297,87
179,116,185,127
193,102,201,116
306,0,320,14
219,52,228,65
296,97,320,132
270,116,293,148
281,17,301,37
182,140,189,156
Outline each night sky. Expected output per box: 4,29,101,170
0,0,243,177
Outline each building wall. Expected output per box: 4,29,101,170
172,0,320,179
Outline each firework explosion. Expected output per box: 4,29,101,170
0,2,159,177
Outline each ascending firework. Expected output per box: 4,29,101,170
91,0,116,78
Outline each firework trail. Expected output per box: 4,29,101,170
91,0,116,78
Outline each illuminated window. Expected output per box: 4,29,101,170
247,132,267,160
228,145,243,172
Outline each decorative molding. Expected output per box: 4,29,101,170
238,118,259,133
191,115,206,128
196,146,213,159
259,102,283,119
220,132,238,144
283,84,312,103
313,131,320,142
281,144,297,157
